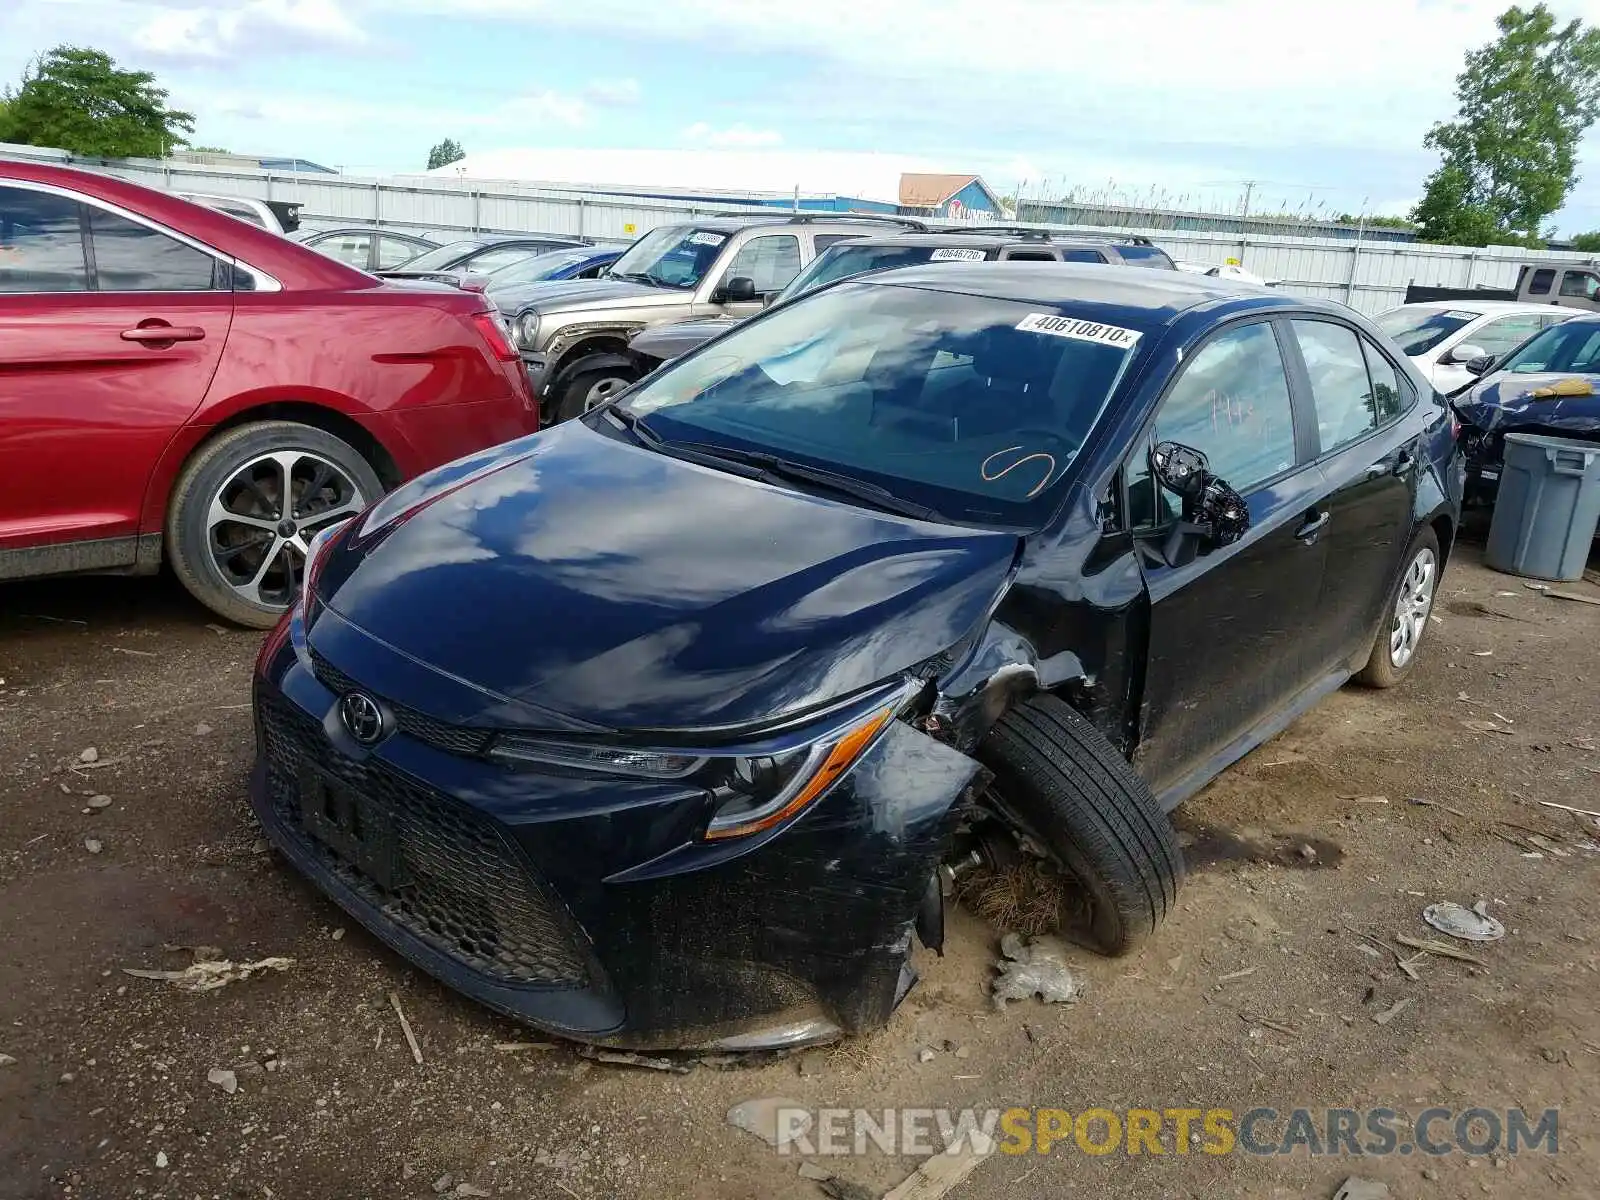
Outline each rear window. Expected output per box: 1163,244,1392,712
399,239,489,271
1374,306,1477,355
1115,243,1176,269
777,244,944,301
620,281,1145,529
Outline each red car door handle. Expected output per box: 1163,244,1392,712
121,325,206,344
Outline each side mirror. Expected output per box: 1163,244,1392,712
1150,441,1210,500
1447,342,1487,366
1465,354,1496,376
1149,441,1249,567
717,276,757,304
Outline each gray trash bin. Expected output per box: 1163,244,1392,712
1485,431,1600,581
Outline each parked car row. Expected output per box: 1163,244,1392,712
4,161,1471,1054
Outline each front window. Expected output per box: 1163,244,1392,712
617,281,1144,528
1375,306,1478,355
608,225,730,289
1497,320,1600,374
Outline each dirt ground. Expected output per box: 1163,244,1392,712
3,535,1599,1200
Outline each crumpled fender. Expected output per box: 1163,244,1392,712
1455,373,1600,436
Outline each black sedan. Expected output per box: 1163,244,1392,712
252,265,1461,1051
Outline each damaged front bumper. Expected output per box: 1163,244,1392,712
248,621,985,1051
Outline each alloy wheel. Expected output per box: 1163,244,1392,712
206,450,367,609
1388,546,1437,669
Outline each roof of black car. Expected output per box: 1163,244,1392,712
865,261,1319,320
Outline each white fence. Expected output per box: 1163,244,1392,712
5,141,1592,314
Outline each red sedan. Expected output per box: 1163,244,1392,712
0,162,540,626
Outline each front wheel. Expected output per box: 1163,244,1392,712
1355,527,1441,688
552,362,639,424
166,421,382,628
976,694,1184,956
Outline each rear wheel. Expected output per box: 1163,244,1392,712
975,694,1184,956
553,362,638,423
1355,527,1440,688
166,421,381,628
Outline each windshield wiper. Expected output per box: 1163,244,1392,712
609,271,662,287
664,442,940,520
604,403,664,447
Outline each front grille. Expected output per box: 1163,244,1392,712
310,649,494,757
259,693,589,987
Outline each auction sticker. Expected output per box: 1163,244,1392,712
929,247,987,261
1016,313,1142,348
688,231,727,247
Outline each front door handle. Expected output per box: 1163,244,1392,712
1294,510,1331,542
121,325,206,344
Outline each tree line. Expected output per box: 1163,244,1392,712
7,10,1600,249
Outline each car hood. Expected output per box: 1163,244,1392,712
312,423,1019,732
629,316,744,362
491,278,690,316
1454,371,1600,435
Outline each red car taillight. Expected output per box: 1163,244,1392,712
471,311,519,363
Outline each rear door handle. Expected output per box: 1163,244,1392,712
121,325,206,344
1294,510,1330,542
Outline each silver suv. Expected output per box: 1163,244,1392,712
491,213,924,422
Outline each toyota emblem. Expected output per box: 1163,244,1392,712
339,691,386,746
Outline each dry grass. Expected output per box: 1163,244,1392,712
953,860,1071,936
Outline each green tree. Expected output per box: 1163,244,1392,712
427,138,465,170
0,46,193,157
1571,230,1600,251
1412,5,1600,246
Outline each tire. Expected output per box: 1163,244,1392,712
1355,526,1441,689
552,362,639,423
976,694,1184,956
166,421,383,629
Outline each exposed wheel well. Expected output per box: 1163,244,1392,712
1430,512,1456,565
208,402,402,489
552,336,634,384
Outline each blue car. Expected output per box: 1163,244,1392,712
484,246,622,291
1453,315,1600,504
252,265,1461,1050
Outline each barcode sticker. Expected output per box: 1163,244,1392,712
1016,312,1142,348
688,231,726,247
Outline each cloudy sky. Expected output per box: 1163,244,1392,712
7,0,1600,230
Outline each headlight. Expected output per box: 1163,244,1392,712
488,681,917,841
300,519,350,602
514,311,541,349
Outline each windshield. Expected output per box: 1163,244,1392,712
486,249,597,285
775,244,958,304
397,239,489,271
1497,319,1600,374
1375,306,1477,355
608,226,728,289
616,281,1144,528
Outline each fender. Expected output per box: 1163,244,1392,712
549,348,638,395
135,385,407,536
